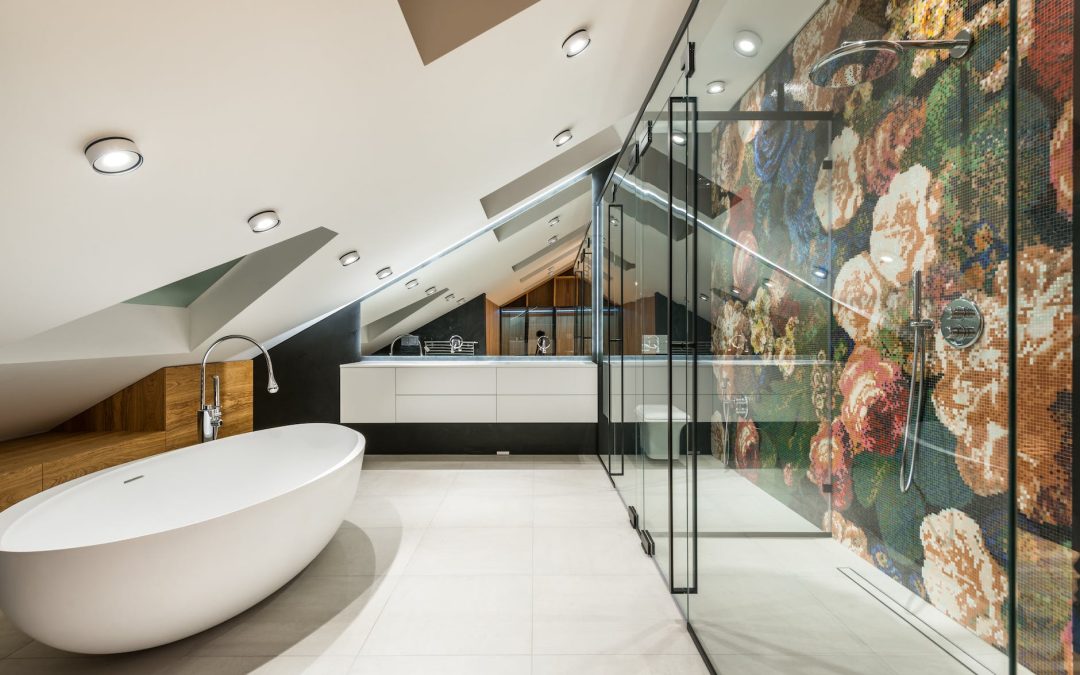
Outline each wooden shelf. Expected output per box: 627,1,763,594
0,361,253,511
0,431,168,510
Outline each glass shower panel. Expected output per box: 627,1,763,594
680,1,1016,672
695,115,835,537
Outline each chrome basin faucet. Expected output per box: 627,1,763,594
198,334,279,443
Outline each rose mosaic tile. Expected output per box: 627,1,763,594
703,1,1075,672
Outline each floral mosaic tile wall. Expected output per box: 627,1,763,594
708,0,1074,671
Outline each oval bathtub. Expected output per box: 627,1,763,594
0,423,364,654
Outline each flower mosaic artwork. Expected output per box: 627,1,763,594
706,0,1074,671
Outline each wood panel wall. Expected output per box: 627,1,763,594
554,275,577,307
0,361,252,509
485,298,500,356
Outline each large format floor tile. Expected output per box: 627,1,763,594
10,453,979,675
359,575,533,655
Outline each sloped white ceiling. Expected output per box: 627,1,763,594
0,0,823,440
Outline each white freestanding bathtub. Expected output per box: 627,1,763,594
0,423,364,654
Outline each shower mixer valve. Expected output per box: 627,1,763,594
939,298,983,349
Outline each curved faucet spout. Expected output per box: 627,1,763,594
199,334,279,409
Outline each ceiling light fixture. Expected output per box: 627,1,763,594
706,80,727,94
376,267,393,279
548,235,558,245
339,251,360,266
548,216,560,226
247,210,280,233
405,279,419,289
812,267,828,279
425,286,437,296
457,298,466,304
562,29,591,57
445,293,455,301
734,30,762,57
672,131,687,146
84,137,143,174
553,129,573,147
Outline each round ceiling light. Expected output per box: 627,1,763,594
672,131,687,146
457,298,466,304
734,30,761,57
548,235,558,245
706,80,726,94
405,279,419,289
339,251,360,266
84,137,143,174
425,286,437,296
553,129,573,147
445,293,455,301
247,210,280,233
376,267,393,280
548,216,560,226
562,29,591,58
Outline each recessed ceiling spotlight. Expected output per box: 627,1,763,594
672,131,687,146
548,216,560,226
445,293,455,301
562,29,591,57
706,80,727,94
734,30,762,57
84,137,143,174
425,286,437,296
339,251,360,266
247,210,280,233
553,129,573,147
548,235,558,245
457,298,466,304
405,279,419,289
376,266,393,279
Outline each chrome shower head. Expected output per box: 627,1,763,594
808,29,973,89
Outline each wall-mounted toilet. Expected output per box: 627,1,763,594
636,404,689,460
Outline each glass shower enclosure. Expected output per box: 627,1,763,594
595,1,1074,673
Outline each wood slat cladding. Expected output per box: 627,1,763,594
0,464,42,511
0,432,167,507
164,361,252,450
398,0,541,65
0,361,252,509
485,298,500,356
58,369,166,432
554,276,577,307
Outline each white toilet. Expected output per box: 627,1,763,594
636,404,690,460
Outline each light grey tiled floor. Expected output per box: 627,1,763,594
0,454,708,675
607,453,1005,675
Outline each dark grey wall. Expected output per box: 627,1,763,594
253,300,360,429
373,294,488,355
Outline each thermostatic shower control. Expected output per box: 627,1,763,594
940,298,983,348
